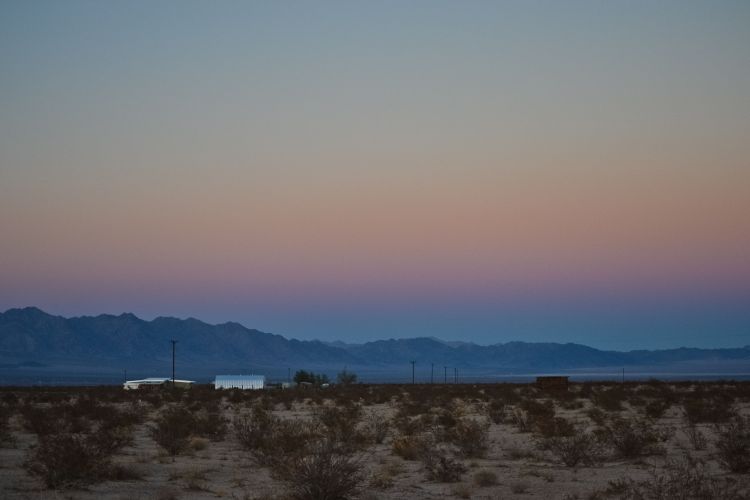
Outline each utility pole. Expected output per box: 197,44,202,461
410,360,416,384
430,363,434,384
622,367,625,384
170,339,177,384
444,366,447,384
288,367,291,384
454,367,458,383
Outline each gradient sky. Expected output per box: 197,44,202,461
1,1,749,350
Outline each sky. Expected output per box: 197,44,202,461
1,1,749,350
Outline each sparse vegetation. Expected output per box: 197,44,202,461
1,381,750,498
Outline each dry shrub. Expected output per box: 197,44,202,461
447,418,490,458
421,445,467,482
391,434,430,460
451,482,473,498
151,405,197,457
681,424,707,451
194,409,228,442
510,480,530,494
486,400,506,424
543,430,605,467
314,403,366,451
0,405,13,445
622,455,747,500
271,439,365,500
189,436,210,451
683,394,734,424
644,399,670,419
363,411,390,444
25,433,111,488
512,408,532,433
586,407,606,426
591,386,625,412
235,405,318,466
473,469,499,486
715,415,750,473
599,417,666,459
535,416,576,439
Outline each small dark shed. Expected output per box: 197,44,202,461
535,376,569,390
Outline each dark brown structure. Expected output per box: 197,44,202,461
535,376,569,390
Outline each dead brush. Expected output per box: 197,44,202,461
681,423,707,451
25,432,113,488
447,417,490,458
270,438,366,500
391,433,431,460
150,405,198,457
621,455,747,500
715,415,750,473
314,403,367,451
682,393,735,424
421,444,467,482
598,417,666,459
363,410,390,444
235,406,319,466
542,429,605,467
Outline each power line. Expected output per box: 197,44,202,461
170,339,177,384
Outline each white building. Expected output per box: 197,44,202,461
123,377,195,390
214,374,265,390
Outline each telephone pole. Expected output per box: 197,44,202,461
170,339,177,384
410,360,416,384
454,367,458,383
444,366,447,384
430,363,434,384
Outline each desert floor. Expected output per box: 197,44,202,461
1,381,749,499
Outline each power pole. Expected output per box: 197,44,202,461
430,363,434,384
454,367,457,383
444,366,447,384
170,339,177,384
410,360,416,384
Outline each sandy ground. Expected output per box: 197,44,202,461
1,383,748,499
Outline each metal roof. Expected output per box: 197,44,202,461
214,375,265,382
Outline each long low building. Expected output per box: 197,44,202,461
214,374,265,390
123,377,195,390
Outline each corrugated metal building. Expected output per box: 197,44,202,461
214,374,265,390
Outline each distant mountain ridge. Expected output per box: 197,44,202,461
1,307,749,373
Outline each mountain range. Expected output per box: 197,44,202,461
1,307,749,383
